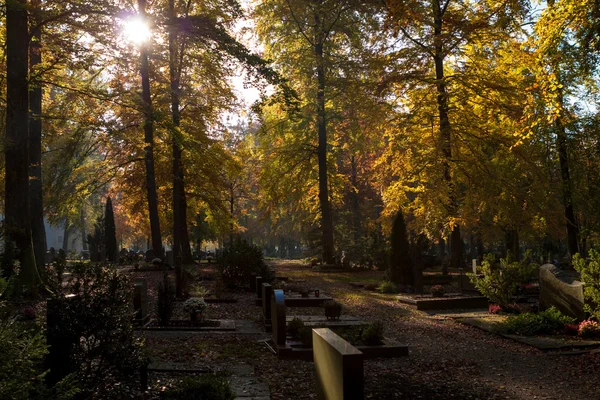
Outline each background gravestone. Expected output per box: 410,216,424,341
249,272,258,292
271,289,286,346
539,264,585,321
256,276,264,299
133,278,149,324
262,283,273,331
145,249,154,263
166,250,174,267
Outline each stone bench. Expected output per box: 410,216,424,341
313,328,364,400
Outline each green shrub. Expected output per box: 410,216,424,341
50,263,145,397
573,250,600,320
324,300,343,320
496,306,575,336
157,277,175,326
287,317,304,339
378,280,398,294
298,326,313,347
160,375,235,400
183,297,208,319
0,319,47,400
361,321,385,345
217,239,273,289
468,252,538,308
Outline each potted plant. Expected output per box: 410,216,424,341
183,297,207,322
324,300,343,320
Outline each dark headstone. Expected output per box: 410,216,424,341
262,283,273,326
133,278,149,323
271,289,286,346
539,264,585,321
145,249,154,263
120,248,129,258
256,276,264,299
166,250,174,266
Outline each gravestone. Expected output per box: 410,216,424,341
46,295,78,384
262,283,273,331
313,328,364,400
145,249,154,263
271,289,286,346
133,278,149,324
472,259,478,274
539,264,585,321
166,250,174,267
256,276,264,299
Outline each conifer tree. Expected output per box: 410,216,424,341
389,210,413,285
104,197,118,263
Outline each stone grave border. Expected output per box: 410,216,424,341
136,319,236,332
397,293,488,310
270,289,408,360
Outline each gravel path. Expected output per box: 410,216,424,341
137,260,600,399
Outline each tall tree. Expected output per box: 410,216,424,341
5,0,41,295
168,0,194,265
28,0,46,275
254,0,378,263
138,0,164,260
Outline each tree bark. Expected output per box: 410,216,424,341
5,0,41,295
28,0,46,275
314,13,335,264
138,0,163,260
432,0,461,270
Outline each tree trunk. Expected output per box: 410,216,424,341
350,155,361,245
556,90,579,256
504,229,520,261
5,0,40,296
28,0,46,276
168,0,193,265
432,0,461,269
62,219,69,251
314,14,334,264
476,232,484,263
545,0,579,257
229,190,235,246
138,0,163,260
80,209,88,251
